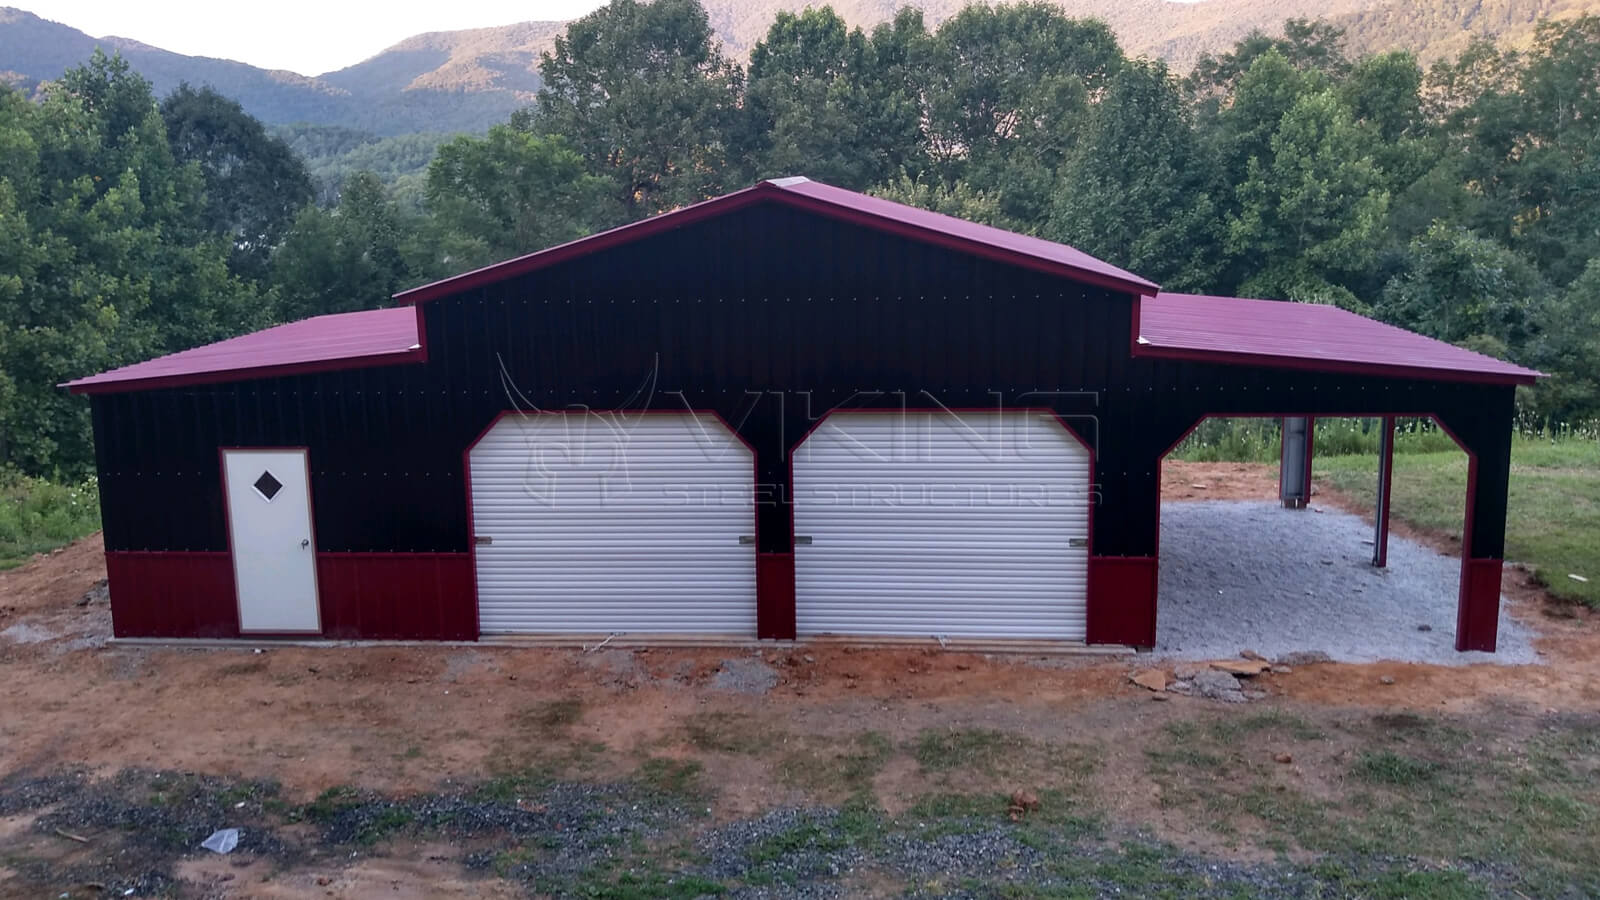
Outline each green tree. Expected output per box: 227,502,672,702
742,7,922,189
272,172,445,320
1507,17,1600,286
1189,19,1349,99
0,52,259,475
922,3,1120,225
426,126,614,263
1528,258,1600,422
530,0,743,218
1379,223,1545,348
1226,86,1391,306
871,174,1010,228
1046,60,1222,289
1201,49,1326,192
160,83,315,281
1426,19,1600,288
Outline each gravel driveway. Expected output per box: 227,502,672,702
1155,501,1539,665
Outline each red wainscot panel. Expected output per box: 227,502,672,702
756,552,797,640
104,551,240,638
316,553,477,640
1087,556,1157,648
1457,557,1503,652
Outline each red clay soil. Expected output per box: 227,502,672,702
0,461,1597,801
1160,460,1282,501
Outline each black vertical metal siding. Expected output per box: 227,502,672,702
92,201,1516,562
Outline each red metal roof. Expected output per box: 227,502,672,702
64,190,1542,396
393,177,1159,304
1135,292,1542,385
63,306,425,395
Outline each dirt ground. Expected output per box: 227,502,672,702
2,460,1598,896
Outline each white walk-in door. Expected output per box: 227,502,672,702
470,413,757,634
223,448,322,633
794,411,1090,640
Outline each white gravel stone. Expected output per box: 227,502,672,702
1154,501,1539,665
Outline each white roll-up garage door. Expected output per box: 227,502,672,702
470,412,756,635
794,411,1090,640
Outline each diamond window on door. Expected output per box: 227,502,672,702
253,470,283,501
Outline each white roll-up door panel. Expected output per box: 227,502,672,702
470,413,756,634
794,411,1089,640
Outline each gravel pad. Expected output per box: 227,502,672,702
1155,501,1538,665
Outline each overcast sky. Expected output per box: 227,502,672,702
27,1,611,75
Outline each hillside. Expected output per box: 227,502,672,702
3,0,1596,136
0,7,351,123
701,0,1597,65
0,7,545,134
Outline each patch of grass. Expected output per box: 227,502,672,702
472,769,553,804
1026,841,1217,897
1352,751,1441,787
682,711,778,755
300,785,364,823
903,788,1102,845
554,855,726,900
906,791,1004,820
913,727,1027,773
779,731,894,795
518,697,584,730
747,797,885,867
634,757,705,800
574,871,725,899
1305,862,1489,900
356,806,415,844
0,473,100,570
746,820,836,865
1317,436,1600,607
1142,712,1600,896
1209,710,1325,743
485,733,609,782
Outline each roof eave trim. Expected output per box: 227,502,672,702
1130,343,1543,386
63,346,429,395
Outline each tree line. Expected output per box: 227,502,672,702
3,0,1598,479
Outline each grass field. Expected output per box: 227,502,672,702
0,473,100,570
1315,437,1600,608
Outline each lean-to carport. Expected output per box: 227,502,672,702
1131,293,1542,652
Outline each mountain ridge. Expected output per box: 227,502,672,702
3,0,1594,135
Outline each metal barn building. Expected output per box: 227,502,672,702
66,178,1540,651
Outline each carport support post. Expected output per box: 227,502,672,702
1279,417,1313,508
1372,416,1395,567
1443,397,1515,653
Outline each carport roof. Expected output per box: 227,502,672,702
62,306,424,395
1135,292,1543,385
